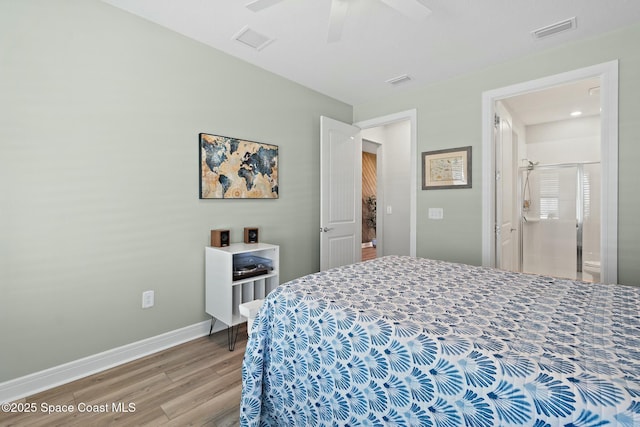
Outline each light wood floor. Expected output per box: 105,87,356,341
1,324,248,427
362,246,377,261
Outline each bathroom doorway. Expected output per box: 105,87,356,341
498,78,601,281
482,61,618,284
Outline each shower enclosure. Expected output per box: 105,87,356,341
519,162,601,281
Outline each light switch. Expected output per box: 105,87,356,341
428,208,444,220
142,290,154,308
386,205,392,214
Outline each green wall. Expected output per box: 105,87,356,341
354,23,640,286
0,0,351,382
2,0,638,385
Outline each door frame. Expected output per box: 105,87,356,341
481,60,618,284
355,109,417,257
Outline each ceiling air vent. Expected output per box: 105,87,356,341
386,74,412,86
233,26,274,50
531,17,576,39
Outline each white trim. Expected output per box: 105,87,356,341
0,320,220,403
481,60,618,283
599,62,619,285
355,109,418,257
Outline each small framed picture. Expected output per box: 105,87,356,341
422,146,472,190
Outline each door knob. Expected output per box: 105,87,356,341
320,227,334,232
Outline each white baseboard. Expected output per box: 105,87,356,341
0,319,229,403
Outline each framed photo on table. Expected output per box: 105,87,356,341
422,146,471,190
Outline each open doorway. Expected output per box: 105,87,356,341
496,78,602,281
359,117,414,258
482,61,618,284
355,109,417,258
362,140,379,261
320,110,416,271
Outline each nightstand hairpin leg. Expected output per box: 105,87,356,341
227,325,240,351
208,317,240,351
208,317,217,336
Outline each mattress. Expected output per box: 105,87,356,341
240,256,640,426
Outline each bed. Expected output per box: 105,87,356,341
240,256,640,426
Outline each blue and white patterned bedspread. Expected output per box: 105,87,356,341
240,256,640,426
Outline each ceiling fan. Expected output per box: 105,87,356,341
245,0,432,43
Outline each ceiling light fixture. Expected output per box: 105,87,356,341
570,111,582,117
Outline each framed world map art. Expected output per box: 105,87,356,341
422,146,471,190
199,133,279,199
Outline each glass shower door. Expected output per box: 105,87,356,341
581,163,601,281
521,165,578,279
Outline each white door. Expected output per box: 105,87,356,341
320,116,362,271
495,108,517,271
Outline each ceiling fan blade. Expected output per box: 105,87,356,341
246,0,286,12
327,0,350,43
379,0,431,21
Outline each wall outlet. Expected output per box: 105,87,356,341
142,290,154,309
